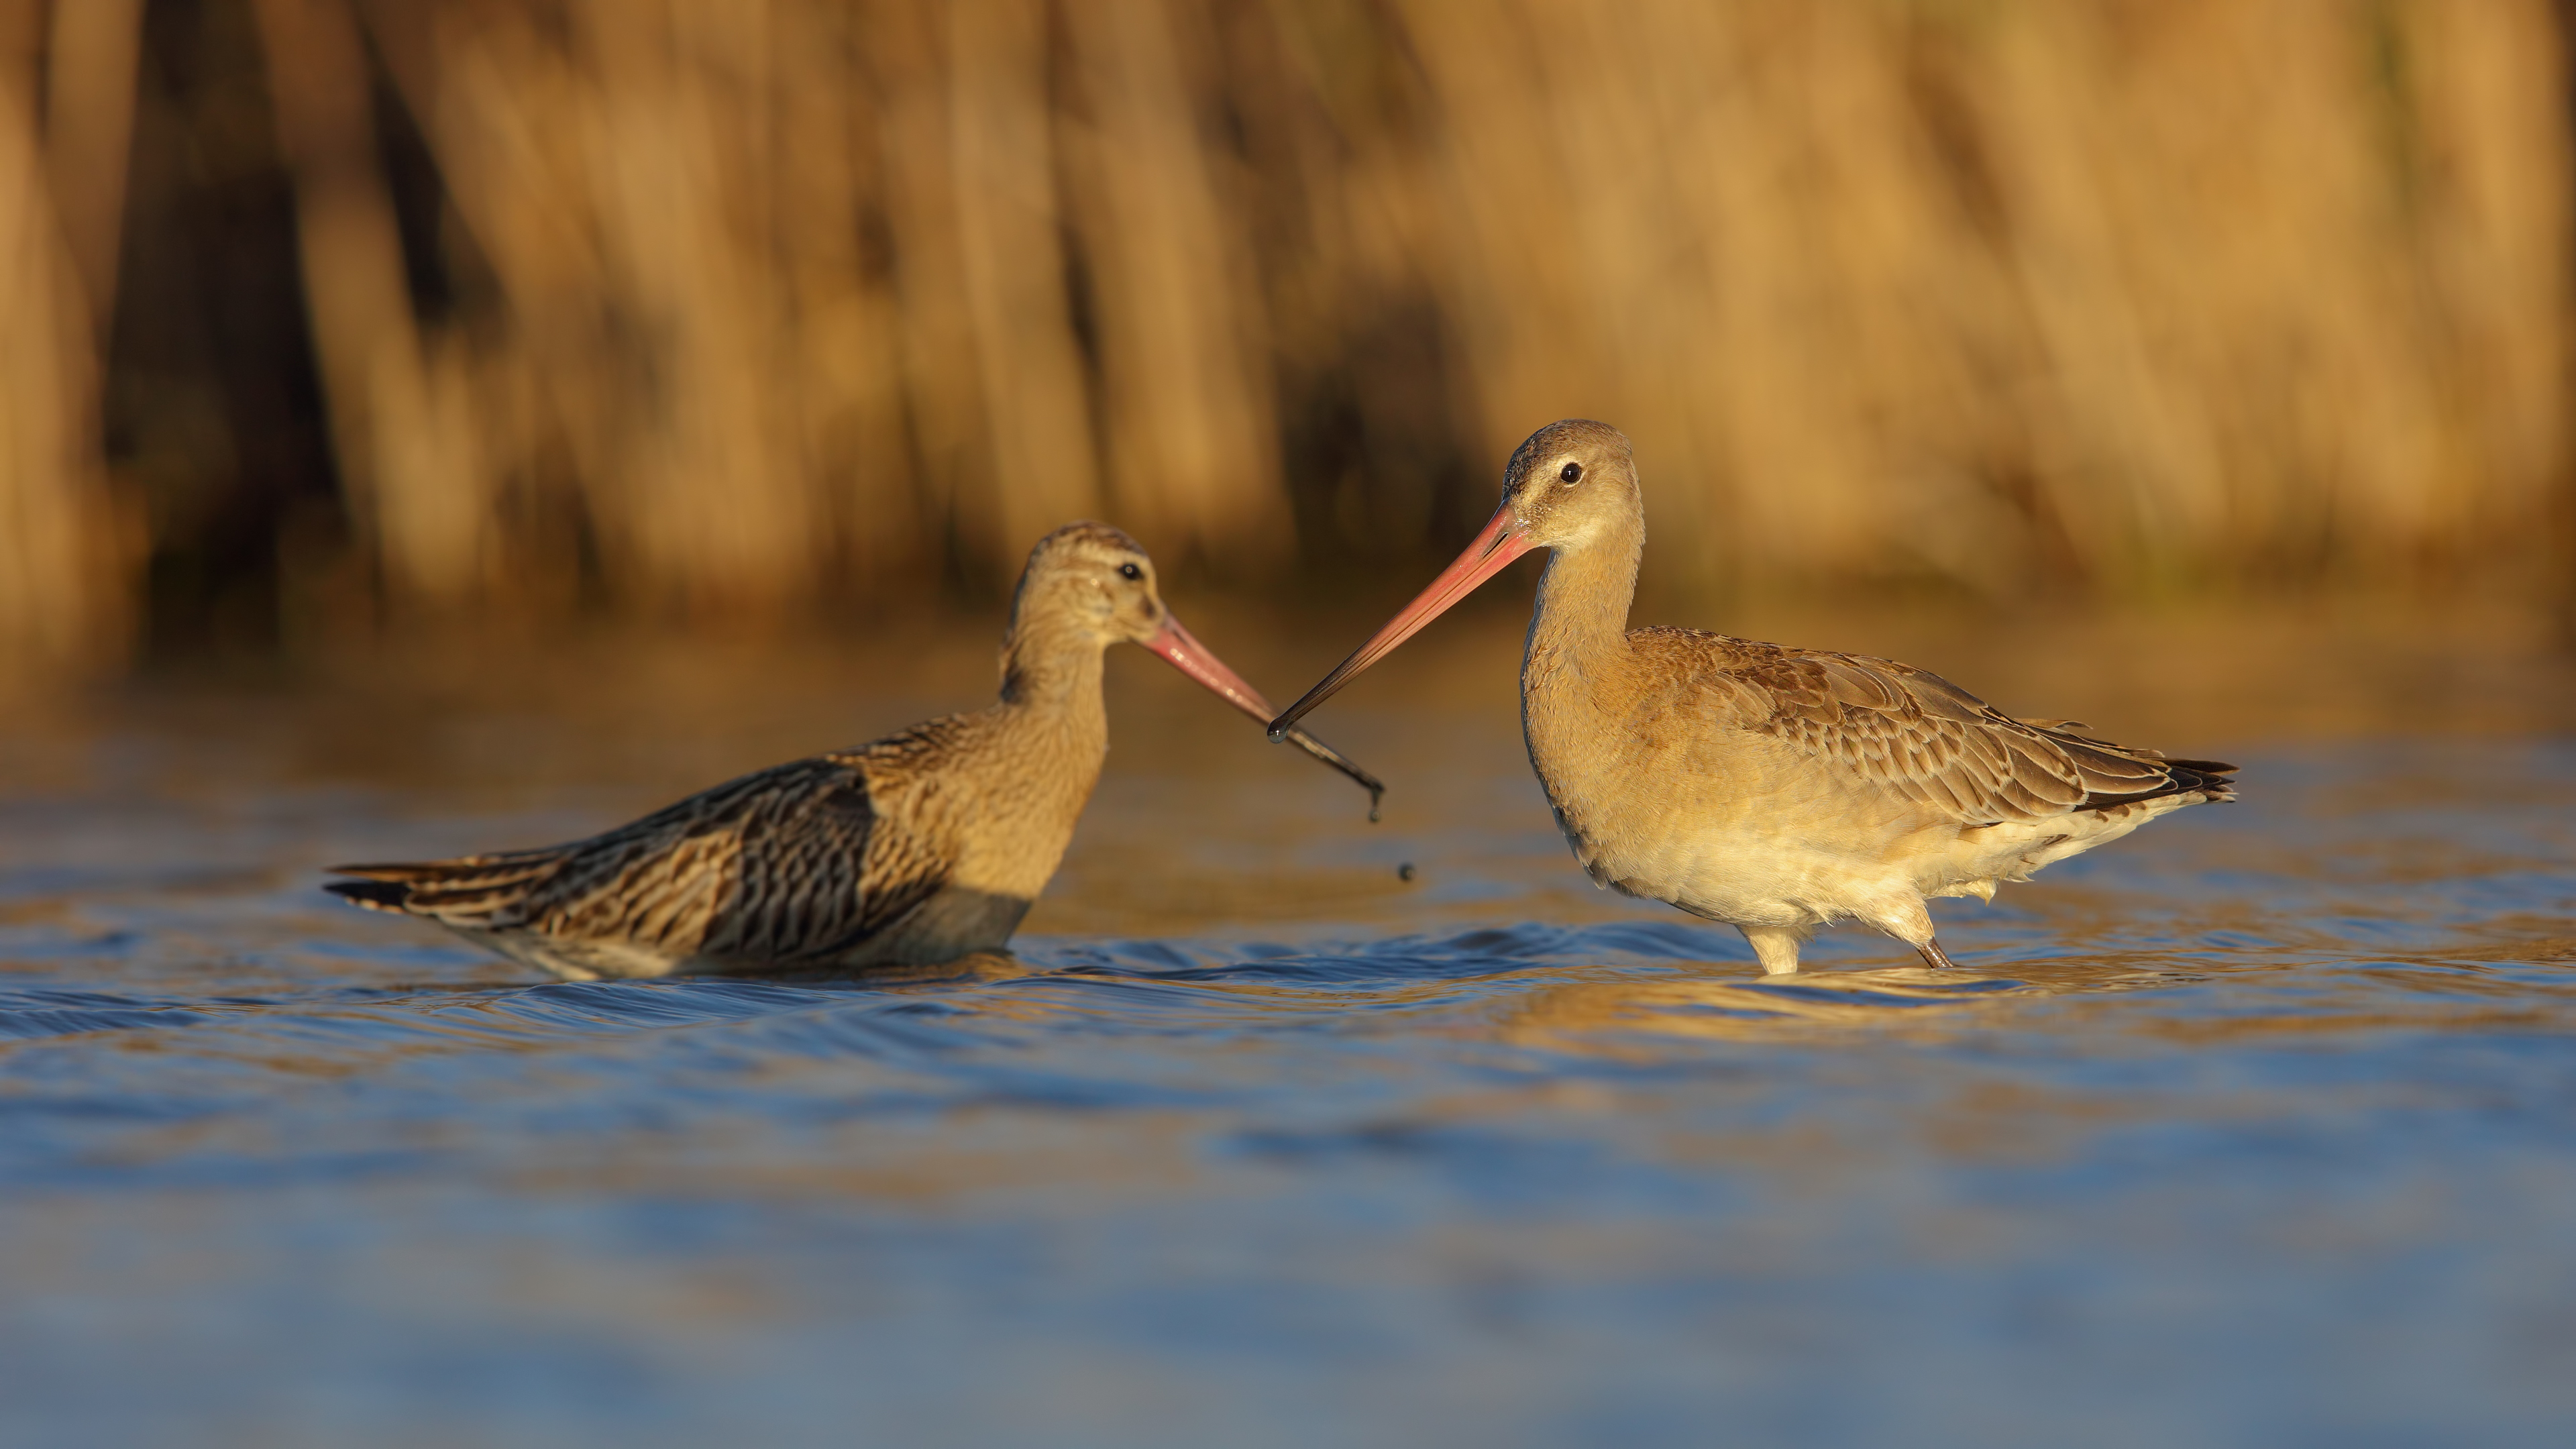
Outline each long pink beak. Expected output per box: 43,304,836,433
1266,500,1532,740
1150,611,1387,818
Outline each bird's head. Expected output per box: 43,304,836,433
1012,522,1173,650
1496,418,1640,551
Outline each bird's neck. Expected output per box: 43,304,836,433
1519,512,1642,812
994,620,1112,753
1524,513,1642,687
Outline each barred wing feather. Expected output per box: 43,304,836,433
1631,629,2237,826
326,748,962,965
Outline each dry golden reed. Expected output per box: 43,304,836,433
1,0,141,676
1,0,2569,669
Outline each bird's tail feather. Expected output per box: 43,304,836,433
323,849,570,920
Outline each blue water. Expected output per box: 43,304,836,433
3,674,2573,1448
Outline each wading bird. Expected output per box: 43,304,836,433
1269,421,2234,975
328,523,1382,980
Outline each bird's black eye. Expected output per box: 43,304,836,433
1118,562,1142,581
1559,461,1582,484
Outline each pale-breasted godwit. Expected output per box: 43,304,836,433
1269,420,2235,975
327,523,1382,979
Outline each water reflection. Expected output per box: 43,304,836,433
1498,968,2049,1051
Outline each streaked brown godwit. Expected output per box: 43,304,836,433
327,523,1382,979
1269,420,2235,975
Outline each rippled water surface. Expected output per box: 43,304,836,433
4,625,2573,1448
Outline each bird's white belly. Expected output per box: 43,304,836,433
1584,792,2198,932
1547,742,1929,928
1552,760,2036,932
1584,817,1937,930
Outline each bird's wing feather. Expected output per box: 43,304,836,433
327,724,971,962
1635,629,2233,824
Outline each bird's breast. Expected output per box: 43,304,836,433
1527,680,1759,871
933,718,1107,902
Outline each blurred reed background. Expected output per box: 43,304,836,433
1,0,2571,680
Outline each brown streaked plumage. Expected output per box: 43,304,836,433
1270,421,2236,975
327,523,1383,980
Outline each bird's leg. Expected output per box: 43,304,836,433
1874,900,1956,971
1739,925,1805,975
